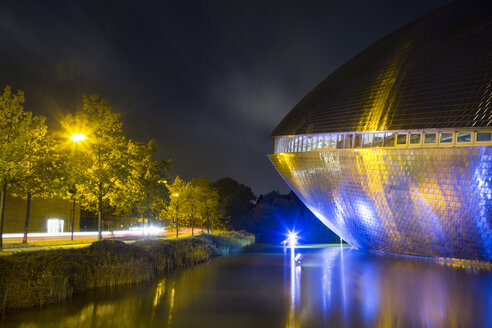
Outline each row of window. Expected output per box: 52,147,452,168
274,130,492,153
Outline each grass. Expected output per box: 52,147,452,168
198,230,256,254
0,231,255,314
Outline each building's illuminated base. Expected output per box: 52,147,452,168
269,147,492,262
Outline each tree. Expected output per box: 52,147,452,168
213,177,256,231
181,178,198,236
0,86,47,250
194,177,223,234
126,140,170,233
11,123,54,244
55,130,90,241
165,176,189,238
59,95,129,240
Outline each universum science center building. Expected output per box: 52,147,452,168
269,0,492,263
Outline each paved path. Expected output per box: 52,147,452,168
0,229,202,256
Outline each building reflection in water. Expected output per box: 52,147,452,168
300,247,492,327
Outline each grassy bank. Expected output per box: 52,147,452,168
0,231,254,314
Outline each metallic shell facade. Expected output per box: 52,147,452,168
271,0,492,137
269,0,492,261
270,148,492,261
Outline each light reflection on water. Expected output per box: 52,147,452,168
2,245,492,327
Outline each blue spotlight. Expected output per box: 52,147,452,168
286,231,299,246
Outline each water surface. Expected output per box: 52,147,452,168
3,245,492,327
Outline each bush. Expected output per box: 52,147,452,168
134,237,219,272
198,231,255,254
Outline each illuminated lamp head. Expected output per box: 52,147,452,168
287,231,299,246
70,134,87,144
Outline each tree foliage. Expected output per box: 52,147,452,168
213,177,256,230
0,86,49,248
60,95,129,240
126,140,170,222
192,177,223,233
165,176,189,238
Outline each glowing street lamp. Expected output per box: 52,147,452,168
70,134,87,144
172,193,180,238
69,133,87,241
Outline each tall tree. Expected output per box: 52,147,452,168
0,86,45,250
55,131,89,240
213,177,256,231
194,177,223,234
126,140,170,232
59,95,129,240
165,176,189,238
12,121,53,244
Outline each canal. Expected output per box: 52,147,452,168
2,244,492,327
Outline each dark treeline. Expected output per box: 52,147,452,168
215,179,339,243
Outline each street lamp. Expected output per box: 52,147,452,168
69,133,87,240
70,134,87,144
172,193,180,238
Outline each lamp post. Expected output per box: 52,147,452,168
69,133,86,241
172,193,179,238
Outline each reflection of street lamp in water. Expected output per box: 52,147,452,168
288,237,302,328
69,134,87,240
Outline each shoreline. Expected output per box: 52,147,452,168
0,231,255,315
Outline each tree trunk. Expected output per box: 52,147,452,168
22,192,31,244
0,181,7,251
175,206,179,238
206,212,210,234
98,194,103,241
147,206,151,239
191,215,194,236
71,197,76,241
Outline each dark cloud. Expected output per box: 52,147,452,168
0,0,450,195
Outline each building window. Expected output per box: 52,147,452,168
312,136,317,150
330,136,336,148
337,135,345,149
324,135,330,148
346,134,354,148
410,133,421,145
362,134,373,147
396,134,407,145
354,134,362,148
476,132,492,142
318,136,324,149
440,132,453,143
383,133,395,147
424,133,437,144
373,133,384,147
457,132,471,143
47,218,64,234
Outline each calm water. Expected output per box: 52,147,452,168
2,245,492,327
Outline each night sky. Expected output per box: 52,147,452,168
0,0,450,196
